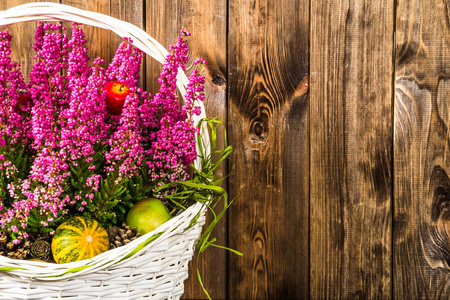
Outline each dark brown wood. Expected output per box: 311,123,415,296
227,0,309,298
394,0,450,297
144,1,228,299
309,0,393,298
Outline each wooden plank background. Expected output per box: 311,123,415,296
310,0,393,298
1,0,449,299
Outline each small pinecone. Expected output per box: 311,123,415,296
4,237,31,260
30,240,52,262
107,224,141,249
0,235,7,254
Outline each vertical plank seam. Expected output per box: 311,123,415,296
308,0,312,299
142,0,147,92
308,0,311,295
391,0,397,298
226,0,230,298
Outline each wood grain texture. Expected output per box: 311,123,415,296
310,0,393,298
394,0,450,297
1,0,59,82
109,0,144,88
61,0,144,87
60,0,112,75
144,1,228,299
227,0,309,298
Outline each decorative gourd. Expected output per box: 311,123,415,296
51,216,109,264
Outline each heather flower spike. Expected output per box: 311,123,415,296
137,30,206,194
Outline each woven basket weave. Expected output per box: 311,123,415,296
0,3,210,299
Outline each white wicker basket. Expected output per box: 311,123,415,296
0,2,210,299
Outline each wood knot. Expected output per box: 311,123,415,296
253,122,263,136
211,73,226,86
436,213,450,241
424,209,450,269
292,74,309,98
250,119,267,143
422,166,450,269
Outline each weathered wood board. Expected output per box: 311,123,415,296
394,0,450,298
310,0,394,298
227,0,309,298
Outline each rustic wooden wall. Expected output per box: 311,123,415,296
1,0,450,299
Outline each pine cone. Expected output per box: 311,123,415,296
107,226,120,242
30,240,51,261
108,224,141,249
6,239,31,260
0,235,7,246
0,235,7,256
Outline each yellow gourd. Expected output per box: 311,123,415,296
51,216,109,264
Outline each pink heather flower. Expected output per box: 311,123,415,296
0,30,29,146
60,23,102,161
183,58,207,122
15,23,72,231
137,31,206,192
29,23,69,150
106,37,143,88
105,91,143,181
84,58,109,142
138,30,193,134
104,38,144,183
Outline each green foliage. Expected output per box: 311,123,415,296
127,168,156,203
0,138,33,208
63,141,131,228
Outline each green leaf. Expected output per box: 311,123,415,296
196,251,212,300
210,243,243,256
0,266,27,272
62,264,92,274
118,232,164,262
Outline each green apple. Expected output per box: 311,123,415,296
126,198,172,235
